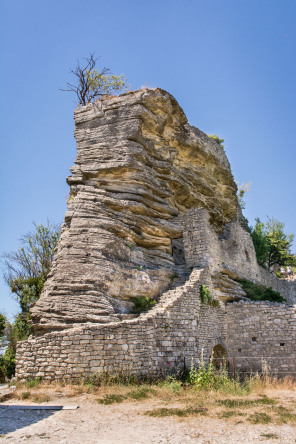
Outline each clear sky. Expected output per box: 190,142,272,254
0,0,295,320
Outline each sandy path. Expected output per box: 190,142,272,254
1,394,296,444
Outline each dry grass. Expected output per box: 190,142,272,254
7,374,296,426
247,373,296,391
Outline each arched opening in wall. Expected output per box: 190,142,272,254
172,238,186,265
212,345,228,370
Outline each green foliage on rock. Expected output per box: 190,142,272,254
236,278,285,303
208,134,224,150
236,182,251,210
251,217,295,270
200,285,219,307
132,296,156,313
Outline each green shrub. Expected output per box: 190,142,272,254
200,285,219,307
208,134,224,150
0,348,15,380
188,356,231,391
132,296,156,313
236,279,285,303
26,377,42,388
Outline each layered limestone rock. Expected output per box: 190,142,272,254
31,88,238,333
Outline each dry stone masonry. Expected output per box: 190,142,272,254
16,89,296,379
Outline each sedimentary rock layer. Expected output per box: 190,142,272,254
30,88,238,333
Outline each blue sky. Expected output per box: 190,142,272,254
0,0,295,319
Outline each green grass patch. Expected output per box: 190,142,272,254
158,377,183,392
26,377,42,389
260,433,278,440
33,394,50,403
220,410,246,419
248,412,272,424
274,406,296,425
145,406,207,417
20,391,31,400
126,387,156,400
217,397,276,408
97,394,126,405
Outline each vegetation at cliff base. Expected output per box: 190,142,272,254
0,222,60,380
235,278,285,303
132,296,156,314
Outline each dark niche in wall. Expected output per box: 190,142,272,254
172,238,186,265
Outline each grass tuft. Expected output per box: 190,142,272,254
97,394,126,405
126,387,156,400
217,396,276,408
26,377,42,389
248,412,272,424
145,406,208,417
220,410,245,419
33,393,50,403
20,391,31,400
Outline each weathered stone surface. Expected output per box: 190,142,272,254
16,89,296,380
31,89,238,333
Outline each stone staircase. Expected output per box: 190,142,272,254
117,265,192,321
138,267,202,317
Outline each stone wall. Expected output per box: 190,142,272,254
16,206,296,379
226,301,296,375
181,207,296,305
16,268,226,380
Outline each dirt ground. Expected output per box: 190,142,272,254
1,387,296,443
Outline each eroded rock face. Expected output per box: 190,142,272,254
30,88,238,333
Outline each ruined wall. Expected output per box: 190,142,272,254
226,301,296,375
182,207,296,305
16,268,227,380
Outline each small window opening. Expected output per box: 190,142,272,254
238,349,242,353
172,238,186,265
280,343,285,346
252,337,257,342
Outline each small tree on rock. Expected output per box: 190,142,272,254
61,53,128,106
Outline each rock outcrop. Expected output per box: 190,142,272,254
30,88,238,333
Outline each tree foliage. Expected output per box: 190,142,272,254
3,222,60,312
61,53,128,106
251,217,295,270
1,222,60,379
